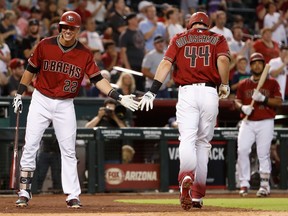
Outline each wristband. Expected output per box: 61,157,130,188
263,96,269,104
150,79,162,94
108,88,121,101
17,83,27,95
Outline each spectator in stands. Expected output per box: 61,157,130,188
139,3,166,52
263,1,287,46
180,0,199,17
0,33,11,75
21,19,42,63
210,10,233,42
85,98,127,163
107,0,128,48
102,40,122,73
29,5,47,38
142,35,173,98
255,0,270,33
230,55,250,96
48,23,59,37
268,45,288,100
229,25,253,71
119,12,145,92
232,14,251,36
137,1,153,22
0,66,7,95
75,0,92,26
0,10,19,58
57,0,70,15
79,17,104,53
252,27,280,63
115,72,137,96
165,7,185,42
4,58,33,96
42,1,61,33
86,0,107,33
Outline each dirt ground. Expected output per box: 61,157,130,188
0,192,287,216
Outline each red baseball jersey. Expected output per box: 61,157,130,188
164,28,230,86
236,77,282,120
28,36,100,98
253,39,280,63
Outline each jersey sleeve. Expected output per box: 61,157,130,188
216,35,231,60
85,52,101,79
27,39,43,69
163,36,178,63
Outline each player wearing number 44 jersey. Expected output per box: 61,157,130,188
12,11,139,208
139,12,230,210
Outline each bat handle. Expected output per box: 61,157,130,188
242,100,255,121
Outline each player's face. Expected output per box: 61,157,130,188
250,61,264,75
60,25,80,45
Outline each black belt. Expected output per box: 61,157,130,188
180,82,216,88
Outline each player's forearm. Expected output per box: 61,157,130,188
95,78,114,96
154,59,172,83
217,56,230,84
18,71,34,93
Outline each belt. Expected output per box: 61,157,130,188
180,82,216,88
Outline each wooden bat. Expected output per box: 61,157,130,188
243,64,270,121
9,110,20,189
113,66,143,77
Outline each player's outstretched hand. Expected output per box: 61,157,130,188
252,89,266,102
241,105,253,116
12,93,23,113
139,91,156,111
119,94,139,112
218,83,230,99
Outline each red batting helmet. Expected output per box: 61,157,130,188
249,52,265,64
59,11,81,31
187,12,209,30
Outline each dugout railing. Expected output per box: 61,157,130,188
0,127,287,194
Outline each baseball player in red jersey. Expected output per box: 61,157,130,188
12,11,139,208
139,12,230,210
234,53,282,197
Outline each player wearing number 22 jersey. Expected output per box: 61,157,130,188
139,12,230,210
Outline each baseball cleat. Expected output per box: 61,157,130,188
179,176,193,211
239,187,248,197
15,196,29,207
192,198,203,209
66,199,82,209
256,187,270,197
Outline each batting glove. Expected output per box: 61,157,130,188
12,93,23,113
119,94,139,112
241,105,253,116
139,91,156,111
218,84,230,99
252,89,266,102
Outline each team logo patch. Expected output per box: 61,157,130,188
66,15,75,23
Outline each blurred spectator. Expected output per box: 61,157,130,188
107,0,128,48
75,0,92,26
29,5,47,37
0,69,7,95
21,18,42,63
263,1,287,45
86,0,107,33
79,17,104,52
48,22,59,36
119,12,145,92
122,145,135,164
102,40,121,73
92,49,104,70
252,27,280,63
137,1,153,22
57,0,70,15
230,55,250,96
42,1,61,33
115,72,137,95
157,3,173,23
180,0,199,17
229,25,253,71
232,14,251,36
255,0,270,33
0,33,11,75
268,45,288,100
139,4,166,52
0,10,19,58
142,35,173,98
4,58,33,96
166,116,178,128
165,7,184,42
277,0,288,13
210,10,233,42
207,0,227,18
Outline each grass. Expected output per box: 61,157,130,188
115,198,288,211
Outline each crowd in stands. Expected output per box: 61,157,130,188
0,0,287,99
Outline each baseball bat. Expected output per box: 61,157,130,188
9,110,20,189
243,64,270,121
113,66,144,77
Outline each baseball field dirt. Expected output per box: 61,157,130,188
0,192,287,216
